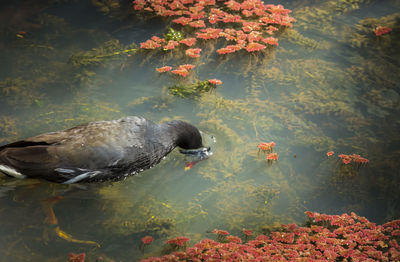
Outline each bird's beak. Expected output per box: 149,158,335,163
179,147,212,159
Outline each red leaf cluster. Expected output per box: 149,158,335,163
266,152,278,161
374,26,392,36
67,253,85,262
257,141,275,152
166,236,190,247
338,154,369,165
185,48,202,58
208,79,223,85
141,212,400,261
141,235,155,244
156,64,195,77
135,0,294,58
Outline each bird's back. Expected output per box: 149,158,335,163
0,116,174,183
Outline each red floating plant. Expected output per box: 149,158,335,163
216,45,241,54
140,39,161,49
171,68,189,77
374,26,392,36
351,154,369,164
68,253,85,262
179,37,197,46
208,79,223,85
156,66,173,73
326,151,334,157
242,228,253,236
266,152,278,161
242,21,262,32
151,36,166,44
172,16,193,26
188,20,206,28
141,212,400,261
166,236,190,247
338,153,369,165
142,235,154,244
212,229,229,235
196,28,222,40
178,64,195,70
245,42,266,52
225,0,241,11
257,142,275,152
338,154,352,164
248,31,263,42
185,48,202,58
135,0,295,81
261,37,279,46
163,40,180,50
226,235,242,243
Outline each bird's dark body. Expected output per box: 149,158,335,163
0,116,203,183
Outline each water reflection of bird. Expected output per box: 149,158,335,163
0,116,210,183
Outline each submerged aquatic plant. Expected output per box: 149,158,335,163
168,80,218,97
141,212,400,261
70,40,138,66
164,27,184,42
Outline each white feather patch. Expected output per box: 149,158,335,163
62,171,101,184
0,165,26,179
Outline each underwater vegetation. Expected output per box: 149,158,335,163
140,212,400,261
1,0,400,261
168,80,218,97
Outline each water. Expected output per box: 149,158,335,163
0,0,399,261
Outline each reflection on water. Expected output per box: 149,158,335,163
0,0,399,260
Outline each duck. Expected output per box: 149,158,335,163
0,116,210,184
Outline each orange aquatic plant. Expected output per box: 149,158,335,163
208,79,223,85
135,0,294,57
185,48,202,58
374,26,392,36
338,153,369,165
171,68,189,77
141,236,154,244
163,40,180,50
166,236,190,247
212,229,229,235
179,37,197,46
178,64,195,70
156,66,173,72
140,39,161,49
257,141,275,152
245,42,266,52
266,152,278,161
242,228,253,236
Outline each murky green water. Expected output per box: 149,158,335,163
0,0,399,261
